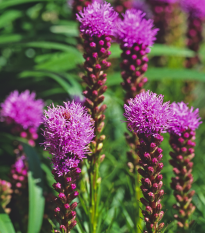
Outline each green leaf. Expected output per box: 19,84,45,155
109,44,195,59
150,44,195,57
0,0,48,9
0,206,15,233
0,10,22,29
22,143,45,233
34,51,84,72
23,41,77,52
50,21,79,37
0,34,22,44
41,163,55,189
107,68,205,86
19,70,76,95
146,68,205,81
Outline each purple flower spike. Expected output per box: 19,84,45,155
42,101,94,176
124,90,174,135
1,90,44,131
169,102,202,136
123,91,173,232
76,1,118,37
116,9,158,47
168,102,201,230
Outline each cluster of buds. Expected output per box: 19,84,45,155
0,179,12,214
52,168,80,232
113,0,133,15
137,134,165,232
169,130,196,229
185,16,202,68
120,43,149,101
10,151,28,196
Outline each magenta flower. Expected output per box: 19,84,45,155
1,90,44,131
42,101,94,176
116,9,158,48
76,1,118,36
169,102,202,136
181,0,205,17
124,90,174,135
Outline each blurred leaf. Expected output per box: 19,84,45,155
109,44,195,59
0,206,15,233
50,21,79,37
41,163,55,188
0,0,48,9
0,34,22,44
107,68,205,86
34,51,83,72
150,44,195,57
23,41,77,52
19,70,77,95
0,10,22,29
23,143,45,233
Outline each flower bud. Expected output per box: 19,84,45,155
146,206,153,215
140,197,149,206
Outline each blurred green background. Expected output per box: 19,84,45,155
0,0,205,232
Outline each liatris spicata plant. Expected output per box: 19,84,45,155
181,0,205,68
0,90,44,146
113,0,133,15
42,101,94,232
76,2,118,231
0,179,12,214
124,90,174,233
168,102,202,231
116,9,158,102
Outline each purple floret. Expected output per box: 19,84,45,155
116,9,158,47
124,90,174,135
1,90,44,130
76,1,118,36
181,0,205,17
42,101,94,176
168,102,202,136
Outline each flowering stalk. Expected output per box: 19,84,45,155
116,9,158,231
42,101,94,232
124,91,174,233
76,2,118,232
181,0,205,102
0,179,12,214
146,0,185,67
168,102,202,231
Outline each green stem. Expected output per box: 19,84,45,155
135,171,143,233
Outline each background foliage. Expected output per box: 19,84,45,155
0,0,205,232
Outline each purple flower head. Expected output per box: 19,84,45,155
181,0,205,18
1,90,44,131
168,102,202,136
152,0,178,3
124,90,174,135
76,1,118,36
42,101,94,176
116,9,158,47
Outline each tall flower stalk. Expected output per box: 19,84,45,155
42,101,94,232
168,102,202,231
76,2,118,232
116,9,158,232
181,0,205,102
124,91,174,233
